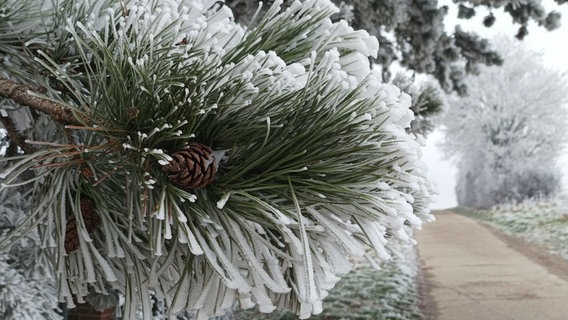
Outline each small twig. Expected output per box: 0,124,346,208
64,125,126,133
32,159,85,169
0,77,82,126
25,140,85,148
35,149,89,162
0,115,36,154
120,0,129,17
65,128,77,146
92,165,122,187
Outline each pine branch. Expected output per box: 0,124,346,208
0,77,81,126
0,115,36,154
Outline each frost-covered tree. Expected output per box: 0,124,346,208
0,187,61,320
440,36,568,208
391,73,445,137
227,0,566,94
0,0,432,319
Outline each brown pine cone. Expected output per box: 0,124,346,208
64,196,101,253
162,142,216,189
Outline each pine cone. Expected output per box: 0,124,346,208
65,196,101,253
162,142,216,189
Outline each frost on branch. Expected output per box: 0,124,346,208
0,0,432,319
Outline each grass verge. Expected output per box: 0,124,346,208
455,200,568,261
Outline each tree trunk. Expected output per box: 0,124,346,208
67,302,116,320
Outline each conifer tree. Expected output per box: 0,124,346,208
0,0,432,319
391,73,445,137
226,0,566,94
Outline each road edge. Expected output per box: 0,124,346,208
480,222,568,283
416,249,439,320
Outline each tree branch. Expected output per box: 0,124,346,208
0,77,82,126
0,115,36,154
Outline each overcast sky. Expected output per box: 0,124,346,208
425,0,568,209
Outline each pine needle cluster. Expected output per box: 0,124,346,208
0,0,432,319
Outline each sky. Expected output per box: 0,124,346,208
424,0,568,209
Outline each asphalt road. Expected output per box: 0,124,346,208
416,211,568,320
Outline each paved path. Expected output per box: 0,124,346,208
416,211,568,320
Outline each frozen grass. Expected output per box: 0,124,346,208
230,238,423,320
456,199,568,261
